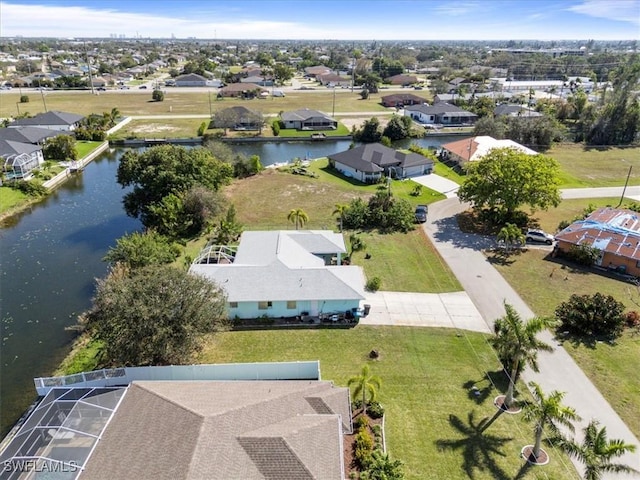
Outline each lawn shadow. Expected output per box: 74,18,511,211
512,458,534,480
485,248,526,266
435,411,512,480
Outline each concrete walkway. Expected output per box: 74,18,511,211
359,291,489,333
425,197,640,479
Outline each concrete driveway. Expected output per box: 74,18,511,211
413,173,460,198
359,291,490,333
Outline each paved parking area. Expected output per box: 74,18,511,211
412,174,460,198
359,291,490,333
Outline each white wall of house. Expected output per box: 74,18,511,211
403,164,432,177
229,299,361,319
333,161,382,183
405,110,436,124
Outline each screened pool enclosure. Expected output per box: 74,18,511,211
3,153,39,180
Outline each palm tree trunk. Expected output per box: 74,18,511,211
362,389,367,415
533,424,543,459
505,360,519,407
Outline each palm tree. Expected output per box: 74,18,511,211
496,223,525,253
490,302,556,409
347,364,382,416
287,208,309,230
110,107,120,125
522,382,580,463
561,420,638,480
332,203,348,232
348,233,366,260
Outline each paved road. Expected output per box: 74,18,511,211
424,196,640,479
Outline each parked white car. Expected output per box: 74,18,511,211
525,229,555,245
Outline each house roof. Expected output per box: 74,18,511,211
81,380,350,480
281,108,334,123
405,102,477,118
555,207,640,263
384,74,418,84
380,93,426,104
328,143,433,173
304,65,332,75
441,136,537,162
221,82,265,92
0,126,58,144
175,73,207,82
494,104,543,117
190,230,365,302
9,110,84,127
0,139,42,158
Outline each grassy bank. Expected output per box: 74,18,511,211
198,326,578,480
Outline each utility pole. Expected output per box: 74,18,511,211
332,87,336,117
85,42,95,95
617,163,633,208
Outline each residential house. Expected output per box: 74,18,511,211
440,135,537,167
219,82,265,98
7,110,84,132
213,106,263,131
190,230,366,320
0,126,59,145
280,109,337,130
304,65,333,78
0,139,44,179
433,92,513,104
316,73,351,87
241,75,273,87
384,74,418,86
174,73,208,87
3,363,352,480
555,207,640,277
493,104,543,118
328,143,434,182
380,93,426,108
404,103,478,126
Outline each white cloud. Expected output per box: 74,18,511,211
567,0,640,25
433,1,482,16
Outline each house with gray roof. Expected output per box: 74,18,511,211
404,103,478,126
0,125,59,145
8,110,84,132
0,139,44,178
328,143,434,182
81,380,351,480
280,109,337,131
190,230,366,320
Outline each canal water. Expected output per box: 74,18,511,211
0,135,462,436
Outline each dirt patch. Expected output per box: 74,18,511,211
132,124,181,133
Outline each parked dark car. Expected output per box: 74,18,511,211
415,205,428,223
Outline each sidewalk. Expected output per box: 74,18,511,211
424,197,640,479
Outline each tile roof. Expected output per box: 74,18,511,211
441,135,537,162
328,143,433,172
81,380,350,480
555,207,640,262
0,139,42,157
281,108,334,122
0,126,59,144
405,102,477,117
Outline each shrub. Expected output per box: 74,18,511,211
555,293,626,337
564,244,601,266
10,179,48,197
355,415,370,430
367,401,385,419
152,89,164,102
197,122,207,136
354,429,374,469
410,184,422,196
272,120,280,136
557,219,571,231
20,95,29,103
352,398,363,410
366,277,382,293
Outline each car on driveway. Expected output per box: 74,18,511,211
525,229,554,245
138,85,147,89
415,205,428,223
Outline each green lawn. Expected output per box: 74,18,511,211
75,141,104,158
548,143,640,188
198,327,578,480
489,197,640,439
0,186,29,214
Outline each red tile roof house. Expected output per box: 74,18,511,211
380,93,426,108
384,74,418,86
555,207,640,277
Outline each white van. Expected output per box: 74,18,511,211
272,90,285,97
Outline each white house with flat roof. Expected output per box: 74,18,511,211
189,230,366,320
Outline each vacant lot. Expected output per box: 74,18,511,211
199,326,578,480
489,197,640,439
0,89,416,118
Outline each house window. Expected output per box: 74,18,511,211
258,301,273,310
229,302,238,308
287,301,297,309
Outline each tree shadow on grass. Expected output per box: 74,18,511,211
462,370,506,404
435,411,512,480
485,248,522,266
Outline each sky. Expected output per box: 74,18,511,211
1,0,639,41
